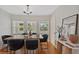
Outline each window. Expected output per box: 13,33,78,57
12,21,25,34
39,21,49,34
27,21,37,33
40,22,48,31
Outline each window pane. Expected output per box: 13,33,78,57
39,21,49,34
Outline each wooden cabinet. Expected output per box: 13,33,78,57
62,45,72,54
57,40,72,54
57,41,62,53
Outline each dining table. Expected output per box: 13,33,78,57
5,34,43,40
5,34,43,53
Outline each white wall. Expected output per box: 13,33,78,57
11,15,51,21
11,15,51,40
0,9,11,47
0,9,51,47
50,5,79,47
50,14,56,46
0,9,11,35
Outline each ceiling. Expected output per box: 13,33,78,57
0,5,59,15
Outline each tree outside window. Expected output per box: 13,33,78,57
40,22,48,31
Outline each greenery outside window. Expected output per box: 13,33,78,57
40,22,48,31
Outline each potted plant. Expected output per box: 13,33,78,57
56,26,63,38
28,23,32,36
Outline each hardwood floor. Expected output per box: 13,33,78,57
0,42,61,54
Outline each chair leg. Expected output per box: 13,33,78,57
8,50,11,54
47,42,49,53
2,44,5,48
27,50,28,54
30,50,32,54
36,49,39,54
47,42,48,49
40,42,48,49
12,51,15,54
40,44,42,51
38,49,39,54
22,46,26,54
33,50,34,54
9,50,15,54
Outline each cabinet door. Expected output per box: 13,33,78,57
62,46,72,54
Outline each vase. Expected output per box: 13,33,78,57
29,30,31,36
58,33,61,38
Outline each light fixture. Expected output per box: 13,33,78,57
23,5,32,16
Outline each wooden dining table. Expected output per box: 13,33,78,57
5,34,43,40
5,34,43,53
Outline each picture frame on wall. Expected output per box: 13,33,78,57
62,14,78,38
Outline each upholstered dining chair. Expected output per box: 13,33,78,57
22,33,28,35
1,35,12,48
26,40,38,54
32,33,37,35
40,34,48,50
7,39,24,54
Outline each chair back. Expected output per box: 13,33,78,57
26,40,38,50
8,39,24,51
32,33,37,35
2,35,12,44
42,34,48,42
22,33,28,35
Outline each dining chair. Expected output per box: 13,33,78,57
32,33,37,35
7,39,24,54
1,35,12,48
40,34,48,50
25,40,38,54
22,33,28,35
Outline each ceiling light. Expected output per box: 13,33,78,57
23,5,32,16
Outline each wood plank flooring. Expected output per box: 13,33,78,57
0,42,61,54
